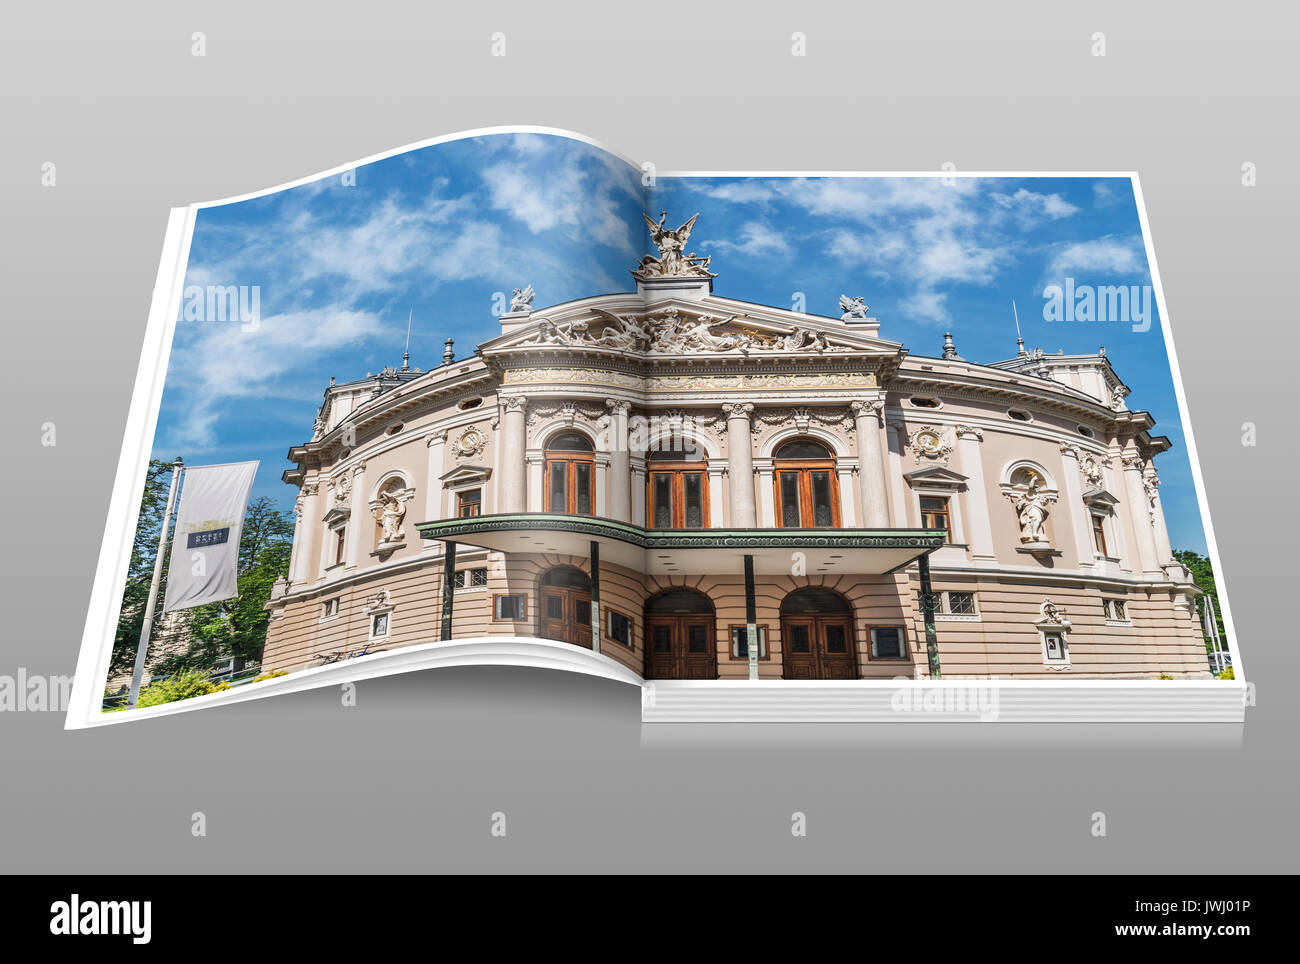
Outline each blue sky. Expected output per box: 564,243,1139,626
155,131,1208,553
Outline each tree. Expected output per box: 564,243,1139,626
1173,549,1225,650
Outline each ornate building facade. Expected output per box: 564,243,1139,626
262,216,1209,681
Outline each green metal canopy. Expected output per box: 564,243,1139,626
415,513,943,575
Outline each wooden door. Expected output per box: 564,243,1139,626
781,615,858,679
540,587,592,649
645,615,717,679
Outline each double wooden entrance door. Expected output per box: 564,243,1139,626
645,615,717,680
780,615,857,679
539,586,592,649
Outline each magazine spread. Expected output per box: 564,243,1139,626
66,127,1241,728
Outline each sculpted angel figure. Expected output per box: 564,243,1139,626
635,212,714,279
645,211,696,273
1013,477,1051,544
378,492,406,543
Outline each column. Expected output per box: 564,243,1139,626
1147,468,1174,564
918,553,942,679
631,458,646,525
424,430,447,522
851,396,891,527
723,403,756,527
589,540,601,656
290,481,320,584
955,426,996,564
345,462,367,570
605,399,631,523
744,554,759,681
1121,452,1160,576
440,541,457,640
499,396,527,513
836,464,857,526
707,465,725,527
595,458,608,518
887,424,909,527
526,454,544,512
1058,444,1096,571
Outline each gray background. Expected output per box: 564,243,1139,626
1,0,1293,872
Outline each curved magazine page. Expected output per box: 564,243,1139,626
67,127,1243,728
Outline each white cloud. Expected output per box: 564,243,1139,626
991,187,1080,222
1045,236,1145,279
163,306,387,448
702,219,792,258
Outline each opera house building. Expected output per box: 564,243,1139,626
261,216,1210,692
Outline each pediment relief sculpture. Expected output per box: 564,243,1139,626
519,307,855,357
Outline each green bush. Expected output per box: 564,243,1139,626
1157,673,1174,680
136,666,220,708
1217,666,1235,681
251,669,288,683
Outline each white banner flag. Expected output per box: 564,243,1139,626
163,461,259,612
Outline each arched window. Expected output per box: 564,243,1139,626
773,438,839,528
646,440,708,529
545,432,595,516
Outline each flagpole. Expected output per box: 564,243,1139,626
128,457,184,708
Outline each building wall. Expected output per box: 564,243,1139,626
264,557,1209,679
267,301,1210,681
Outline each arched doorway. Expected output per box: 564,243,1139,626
780,588,857,679
644,588,717,680
539,566,592,648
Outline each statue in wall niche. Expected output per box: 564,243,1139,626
377,492,406,544
1014,477,1051,545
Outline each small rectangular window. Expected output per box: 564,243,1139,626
333,526,346,565
870,626,905,659
730,625,768,659
495,594,526,620
1043,632,1068,662
457,489,482,518
1091,514,1108,556
608,611,632,647
919,496,952,541
453,568,488,590
947,591,976,615
322,598,339,618
1104,599,1128,621
471,568,487,588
